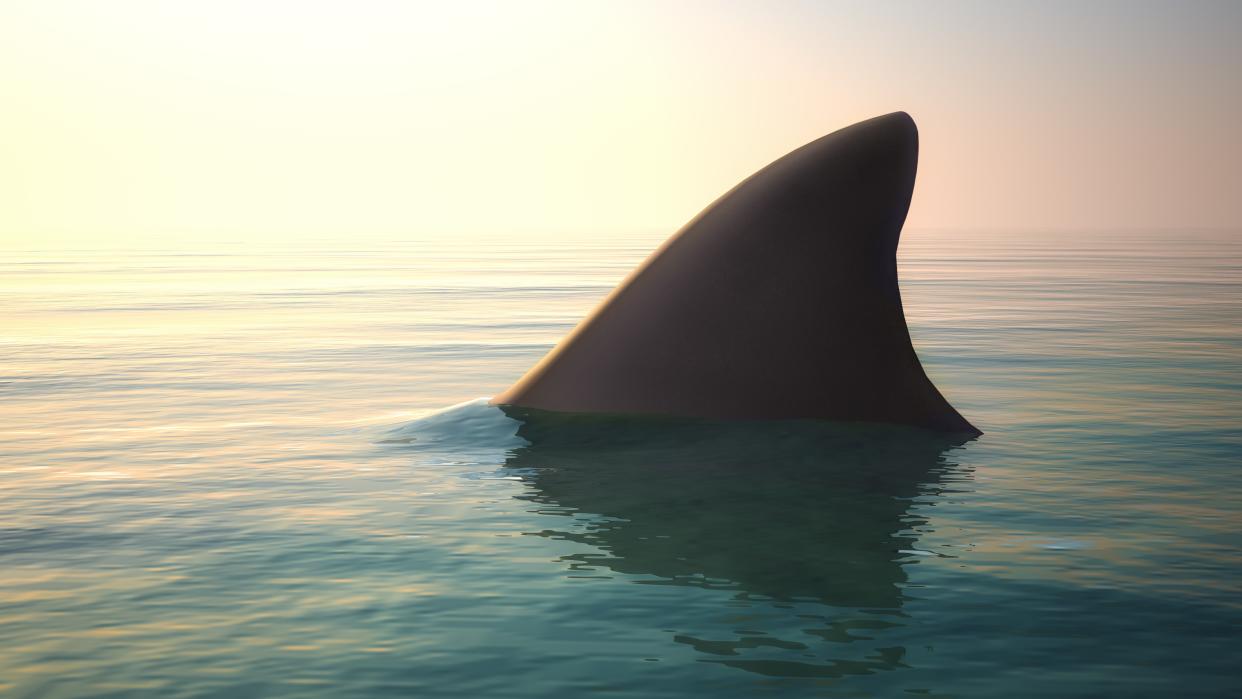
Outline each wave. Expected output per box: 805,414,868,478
378,398,528,460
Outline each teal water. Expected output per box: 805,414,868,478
1,230,1239,697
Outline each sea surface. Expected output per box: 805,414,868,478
1,230,1239,697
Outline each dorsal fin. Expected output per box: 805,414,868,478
493,112,979,435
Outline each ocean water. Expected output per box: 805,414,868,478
1,229,1238,697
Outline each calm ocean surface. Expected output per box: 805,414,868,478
1,230,1239,697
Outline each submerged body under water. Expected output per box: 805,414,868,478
1,230,1239,697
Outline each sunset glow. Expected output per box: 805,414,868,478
3,1,1239,249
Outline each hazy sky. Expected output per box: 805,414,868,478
2,1,1239,247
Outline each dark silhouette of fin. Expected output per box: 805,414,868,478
494,112,979,435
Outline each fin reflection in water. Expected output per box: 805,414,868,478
501,408,974,679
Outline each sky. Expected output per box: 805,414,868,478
2,0,1239,248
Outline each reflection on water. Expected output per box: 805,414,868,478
504,409,972,678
